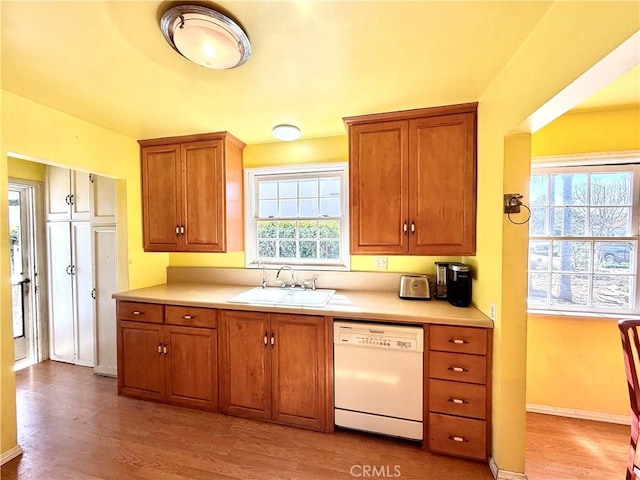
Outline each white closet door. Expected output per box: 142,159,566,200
73,222,94,367
47,222,74,363
46,166,71,221
92,226,117,376
71,170,91,221
90,175,117,225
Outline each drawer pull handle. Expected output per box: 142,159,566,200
449,435,468,443
157,344,162,354
449,338,469,344
132,311,142,315
448,397,469,405
448,366,469,373
182,315,195,320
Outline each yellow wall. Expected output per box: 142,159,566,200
7,158,45,182
527,105,640,417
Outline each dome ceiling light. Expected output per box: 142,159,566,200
272,124,302,141
160,5,251,70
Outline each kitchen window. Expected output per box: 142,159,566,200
244,163,349,270
528,157,640,315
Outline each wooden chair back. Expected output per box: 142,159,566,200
618,319,640,480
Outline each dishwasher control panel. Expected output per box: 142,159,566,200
334,321,424,352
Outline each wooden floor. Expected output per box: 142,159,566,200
0,361,630,480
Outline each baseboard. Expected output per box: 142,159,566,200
0,445,23,466
526,403,630,425
489,457,527,480
93,366,117,377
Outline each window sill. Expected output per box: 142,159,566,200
527,309,640,321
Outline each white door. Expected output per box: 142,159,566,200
71,170,91,221
47,222,74,363
92,226,117,376
73,222,94,367
90,174,117,225
46,166,71,221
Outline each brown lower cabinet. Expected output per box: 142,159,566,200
117,302,218,411
218,310,328,431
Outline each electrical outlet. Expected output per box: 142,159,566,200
374,257,388,271
489,303,496,320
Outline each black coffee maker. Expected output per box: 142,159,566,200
447,263,472,307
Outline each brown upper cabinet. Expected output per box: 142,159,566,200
139,132,245,252
344,103,477,255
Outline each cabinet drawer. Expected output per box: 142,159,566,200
429,351,486,384
166,305,217,328
429,325,487,355
429,379,486,419
428,413,487,460
118,301,164,324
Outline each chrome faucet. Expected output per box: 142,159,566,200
275,265,296,288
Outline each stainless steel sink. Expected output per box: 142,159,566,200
227,287,336,308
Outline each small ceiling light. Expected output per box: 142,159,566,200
160,5,251,70
272,124,302,141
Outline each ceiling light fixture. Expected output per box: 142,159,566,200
272,124,302,142
160,5,251,70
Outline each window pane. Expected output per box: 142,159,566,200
590,172,632,206
320,198,340,216
299,198,318,217
258,240,276,258
259,200,277,218
257,221,276,238
550,274,589,307
589,206,631,236
550,207,586,236
279,240,296,257
529,207,547,235
595,241,634,271
299,241,318,259
530,175,548,206
279,199,298,217
528,273,550,305
529,241,551,270
593,275,632,310
299,179,318,198
550,241,590,272
551,173,587,206
298,221,318,239
320,178,340,197
277,221,295,238
319,220,340,239
320,240,340,259
279,180,297,199
259,181,277,200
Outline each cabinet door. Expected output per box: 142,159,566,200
46,166,71,221
164,325,218,411
70,170,91,221
117,320,164,401
349,121,409,254
271,314,326,431
141,144,182,251
72,222,94,367
409,113,476,255
219,311,271,420
182,140,226,252
47,222,74,363
90,174,117,225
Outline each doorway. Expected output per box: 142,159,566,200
8,180,45,370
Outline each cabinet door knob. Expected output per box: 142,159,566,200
180,226,185,235
264,332,268,346
449,338,469,345
449,435,468,443
175,225,180,235
162,345,167,355
403,221,408,235
411,221,415,234
157,343,162,354
270,334,275,347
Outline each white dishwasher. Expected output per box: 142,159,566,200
333,320,424,440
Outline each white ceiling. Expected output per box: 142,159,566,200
1,1,637,145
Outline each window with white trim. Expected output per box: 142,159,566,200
245,163,349,270
528,158,640,315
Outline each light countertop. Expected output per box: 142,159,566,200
113,283,493,328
